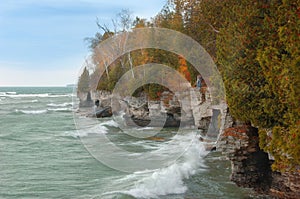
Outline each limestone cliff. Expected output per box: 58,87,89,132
217,123,300,199
86,88,227,132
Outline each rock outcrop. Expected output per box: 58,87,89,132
77,91,94,107
216,123,300,199
87,89,216,129
217,125,272,192
270,171,300,199
79,88,229,135
95,106,112,118
120,92,186,128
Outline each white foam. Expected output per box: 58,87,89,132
0,93,71,98
31,99,39,103
136,126,155,131
16,109,48,115
47,108,72,112
129,140,162,150
103,132,208,198
128,142,206,198
101,120,119,127
45,94,72,98
2,93,48,98
65,119,118,138
47,102,73,107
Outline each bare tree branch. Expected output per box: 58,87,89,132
207,23,220,33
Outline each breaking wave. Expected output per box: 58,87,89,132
15,107,73,114
47,108,73,112
65,119,119,138
0,92,72,98
102,132,208,198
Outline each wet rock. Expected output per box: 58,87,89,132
124,114,182,128
95,106,112,118
217,124,300,198
217,125,272,193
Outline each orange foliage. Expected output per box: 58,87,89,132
223,126,251,140
178,55,191,81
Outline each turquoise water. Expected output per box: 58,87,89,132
0,87,257,198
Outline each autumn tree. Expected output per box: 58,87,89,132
178,55,191,81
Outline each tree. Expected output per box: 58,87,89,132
178,55,191,81
77,67,90,93
256,0,300,171
217,0,300,171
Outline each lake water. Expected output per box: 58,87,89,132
0,87,258,198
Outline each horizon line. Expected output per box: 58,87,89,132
0,85,75,87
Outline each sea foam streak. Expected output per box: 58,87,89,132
101,119,119,128
104,132,208,199
65,119,119,138
47,102,73,107
0,93,71,98
47,108,72,112
2,93,49,98
16,109,48,114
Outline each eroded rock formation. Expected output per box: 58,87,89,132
217,123,300,199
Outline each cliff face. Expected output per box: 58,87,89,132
87,88,227,133
217,123,300,199
217,125,272,192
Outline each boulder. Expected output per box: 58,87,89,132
95,106,112,118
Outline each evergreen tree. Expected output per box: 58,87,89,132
217,0,300,171
77,67,90,93
256,0,300,171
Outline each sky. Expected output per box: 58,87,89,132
0,0,166,86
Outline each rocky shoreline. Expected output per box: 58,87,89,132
217,122,300,199
77,88,217,130
77,89,299,198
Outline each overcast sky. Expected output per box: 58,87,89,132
0,0,166,86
